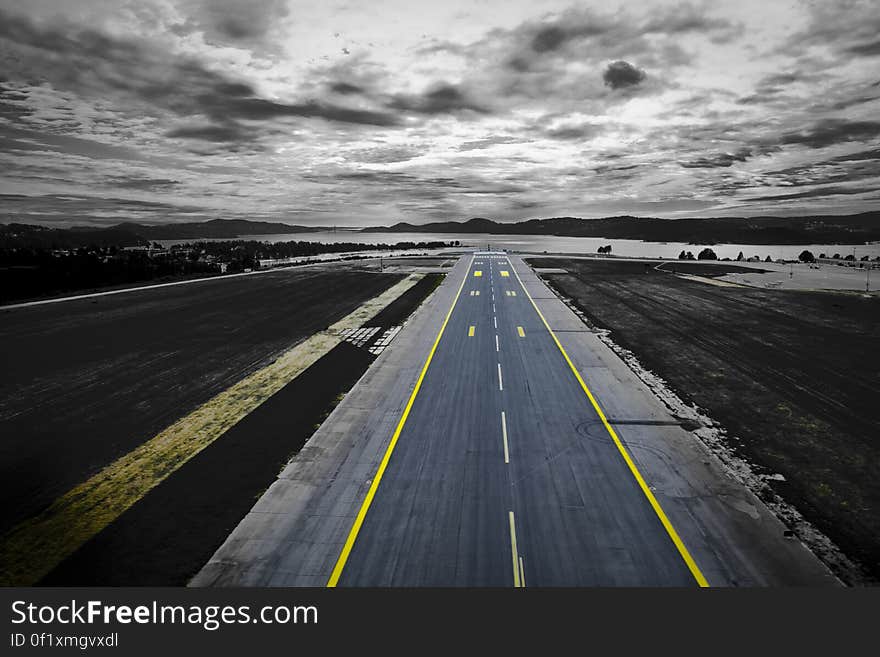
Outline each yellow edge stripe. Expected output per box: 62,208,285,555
509,511,521,588
509,258,710,588
517,326,525,337
468,325,475,337
327,255,474,587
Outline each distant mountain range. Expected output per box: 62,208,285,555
0,219,321,249
3,212,880,249
363,212,880,245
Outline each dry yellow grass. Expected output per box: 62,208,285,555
0,274,422,586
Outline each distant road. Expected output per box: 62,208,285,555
330,253,703,586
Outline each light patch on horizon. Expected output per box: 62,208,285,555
0,0,878,227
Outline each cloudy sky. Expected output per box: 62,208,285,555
1,0,879,227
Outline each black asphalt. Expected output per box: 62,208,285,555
338,255,698,586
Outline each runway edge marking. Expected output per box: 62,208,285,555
508,256,710,588
327,255,474,587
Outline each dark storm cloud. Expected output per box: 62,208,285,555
760,149,880,188
531,26,569,53
602,61,646,90
779,1,880,62
389,84,488,115
108,177,181,191
0,8,402,146
1,124,159,162
680,148,754,168
506,2,739,66
641,2,742,41
779,119,880,149
456,136,521,151
166,124,254,143
329,82,365,95
0,192,212,225
846,40,880,56
831,147,880,162
173,0,289,47
545,124,598,140
827,95,880,111
745,186,876,202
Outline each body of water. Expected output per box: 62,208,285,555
158,231,880,262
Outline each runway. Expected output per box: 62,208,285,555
330,252,702,586
193,252,838,588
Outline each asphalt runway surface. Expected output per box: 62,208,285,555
334,254,700,586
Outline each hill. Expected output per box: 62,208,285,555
363,212,880,245
0,219,321,249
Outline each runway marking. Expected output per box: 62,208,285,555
500,270,510,277
326,257,473,587
519,556,526,587
0,274,426,587
510,290,517,296
501,411,509,463
493,303,496,313
517,326,525,338
493,316,497,329
474,270,482,277
509,511,522,588
497,362,504,391
468,325,475,337
507,258,710,588
495,334,499,352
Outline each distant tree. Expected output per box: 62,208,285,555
832,253,840,259
819,253,826,259
844,254,855,261
798,250,815,262
605,244,612,253
764,255,773,262
861,255,870,261
736,251,744,261
678,250,687,260
686,251,695,260
697,248,718,260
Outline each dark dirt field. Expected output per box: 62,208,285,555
40,273,444,585
0,266,403,535
530,257,880,582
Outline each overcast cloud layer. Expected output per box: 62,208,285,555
1,0,878,226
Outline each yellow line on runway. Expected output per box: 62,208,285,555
501,271,510,277
474,270,482,277
508,258,710,587
326,257,473,587
468,325,475,337
509,511,522,587
517,326,525,338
